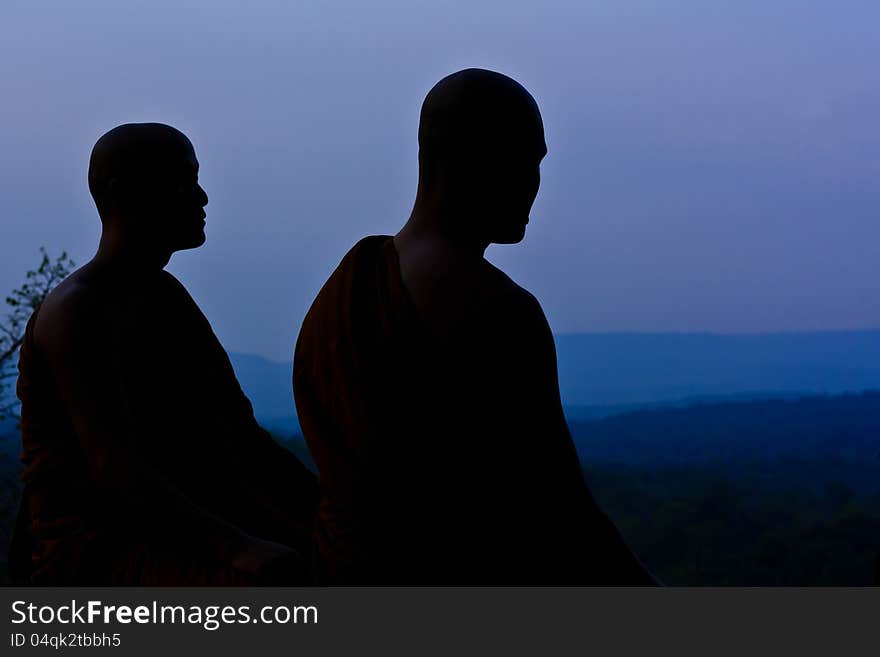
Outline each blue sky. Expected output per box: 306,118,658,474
1,1,878,360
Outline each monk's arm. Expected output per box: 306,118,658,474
223,420,318,548
39,297,296,575
166,269,315,493
517,292,659,585
241,425,317,500
166,273,318,544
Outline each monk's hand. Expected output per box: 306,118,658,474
231,538,307,584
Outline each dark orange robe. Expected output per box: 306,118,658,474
294,236,654,584
15,271,317,585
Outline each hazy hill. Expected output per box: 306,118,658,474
554,330,880,405
228,352,300,434
230,330,880,432
0,418,16,438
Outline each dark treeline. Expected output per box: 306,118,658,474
573,392,880,584
587,463,879,585
570,391,880,479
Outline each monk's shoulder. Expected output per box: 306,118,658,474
474,263,558,383
304,235,392,317
476,259,546,327
154,270,195,303
338,235,392,281
156,269,185,290
34,269,186,350
33,270,103,346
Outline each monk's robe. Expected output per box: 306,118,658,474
294,236,653,584
15,271,318,585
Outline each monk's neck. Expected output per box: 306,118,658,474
396,208,490,260
92,232,173,280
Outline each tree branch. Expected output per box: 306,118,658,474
0,337,24,369
0,248,75,421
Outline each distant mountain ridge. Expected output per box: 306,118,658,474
554,330,880,405
230,330,880,433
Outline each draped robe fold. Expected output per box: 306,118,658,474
294,235,653,584
14,271,318,585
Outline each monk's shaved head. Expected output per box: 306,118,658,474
413,69,547,244
86,122,208,254
88,123,195,217
418,68,545,163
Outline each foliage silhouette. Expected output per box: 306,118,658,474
0,248,74,422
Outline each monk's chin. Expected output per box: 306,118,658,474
492,224,527,245
176,231,207,250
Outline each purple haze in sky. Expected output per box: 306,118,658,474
1,1,878,360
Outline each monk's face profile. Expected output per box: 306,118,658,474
89,123,209,257
467,116,546,245
137,140,209,252
417,68,546,246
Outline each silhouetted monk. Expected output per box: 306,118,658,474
294,69,655,584
15,123,317,585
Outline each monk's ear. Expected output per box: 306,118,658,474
106,176,141,214
419,147,458,194
98,177,121,215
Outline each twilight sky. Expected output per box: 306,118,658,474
1,1,878,361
